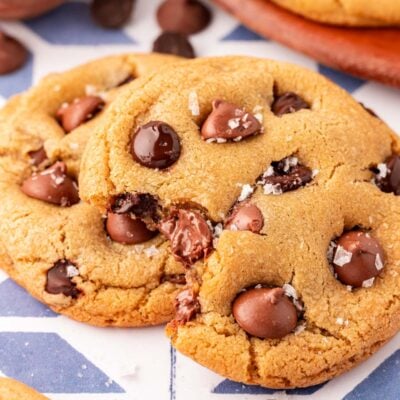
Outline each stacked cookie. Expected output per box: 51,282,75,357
1,54,400,390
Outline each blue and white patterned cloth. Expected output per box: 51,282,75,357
0,1,399,399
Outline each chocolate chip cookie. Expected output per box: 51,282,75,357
0,53,189,327
79,56,400,387
270,0,400,26
0,378,47,400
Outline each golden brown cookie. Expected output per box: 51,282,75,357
79,56,400,387
0,378,47,400
270,0,400,26
0,53,189,327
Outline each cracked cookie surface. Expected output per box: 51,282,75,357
0,53,188,327
79,56,400,387
270,0,400,26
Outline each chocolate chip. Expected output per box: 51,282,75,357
272,92,309,116
374,155,400,195
225,201,264,233
106,212,157,245
157,0,211,35
57,96,105,133
201,100,262,142
174,288,200,323
0,31,28,75
45,259,80,298
159,208,212,266
21,161,79,206
28,146,48,167
259,156,313,194
131,121,181,169
111,193,159,220
332,230,385,288
232,287,298,339
161,273,187,285
152,32,195,59
91,0,135,29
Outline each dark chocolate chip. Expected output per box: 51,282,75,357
159,208,212,266
332,230,385,288
157,0,211,35
259,157,313,194
0,31,28,75
106,212,157,244
131,121,181,169
225,201,264,233
45,259,80,298
91,0,135,29
56,95,105,133
28,146,48,167
374,155,400,195
174,288,200,323
232,287,298,339
201,100,262,141
152,32,195,59
111,192,159,220
161,273,187,285
21,161,79,206
272,92,309,116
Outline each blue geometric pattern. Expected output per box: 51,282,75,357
0,279,57,317
0,332,124,393
343,350,400,400
318,65,366,93
0,54,33,98
1,1,399,399
25,2,134,45
222,24,267,41
213,379,327,395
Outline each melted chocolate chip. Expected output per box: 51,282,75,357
201,100,262,141
332,230,385,288
57,95,105,133
0,31,28,75
259,157,313,194
21,161,79,206
374,155,400,195
272,92,309,116
111,193,159,220
161,273,187,285
45,259,80,297
106,212,157,244
91,0,135,28
174,288,200,323
232,287,298,339
153,32,195,59
157,0,211,35
28,146,48,167
225,201,264,233
131,121,181,169
159,208,212,266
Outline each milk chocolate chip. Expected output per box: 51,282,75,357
57,95,105,133
174,288,200,323
201,100,262,141
259,156,313,194
28,146,48,167
45,259,80,298
153,31,195,59
159,208,212,266
232,287,298,339
225,201,264,233
106,212,157,244
374,155,400,195
332,230,385,288
272,92,309,116
0,31,28,75
157,0,211,35
21,161,79,206
91,0,134,29
111,192,159,220
131,121,181,169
